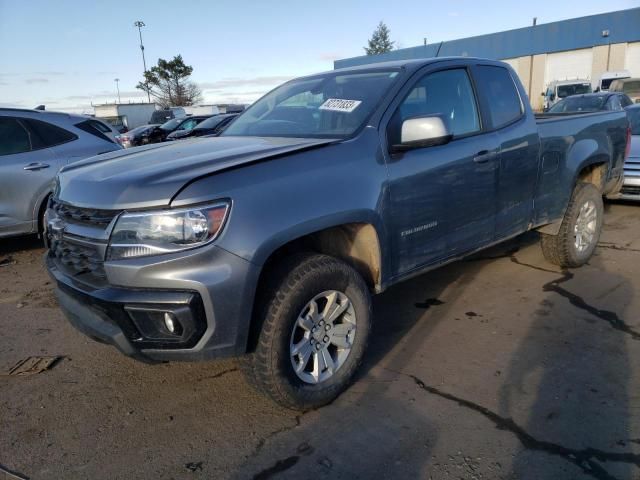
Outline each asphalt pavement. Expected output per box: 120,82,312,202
1,202,639,480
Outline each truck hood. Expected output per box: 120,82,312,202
57,136,336,210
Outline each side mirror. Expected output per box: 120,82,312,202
541,92,545,97
391,115,452,153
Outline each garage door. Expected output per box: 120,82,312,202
626,42,640,77
544,49,593,86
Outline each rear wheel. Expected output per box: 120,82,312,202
240,254,371,411
540,182,603,267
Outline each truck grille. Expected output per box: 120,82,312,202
49,237,106,279
47,199,122,288
50,198,119,227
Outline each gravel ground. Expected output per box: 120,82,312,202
1,202,639,480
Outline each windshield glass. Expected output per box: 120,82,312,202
160,118,182,131
628,108,640,135
600,77,626,90
557,83,592,98
622,81,640,96
549,96,607,113
196,115,230,129
222,70,400,138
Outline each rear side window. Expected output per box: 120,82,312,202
74,120,115,143
23,118,77,148
606,96,622,111
620,95,633,108
474,66,523,129
0,117,31,155
89,120,113,133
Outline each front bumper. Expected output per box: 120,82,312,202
47,244,260,362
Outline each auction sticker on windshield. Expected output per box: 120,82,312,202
319,98,362,113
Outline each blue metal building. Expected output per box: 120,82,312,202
335,8,640,69
335,8,640,108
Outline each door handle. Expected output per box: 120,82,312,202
23,163,50,171
473,150,497,164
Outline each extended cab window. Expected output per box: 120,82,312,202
23,118,77,148
74,120,114,143
389,68,480,144
0,117,31,155
474,66,523,129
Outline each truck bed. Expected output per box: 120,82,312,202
532,110,628,226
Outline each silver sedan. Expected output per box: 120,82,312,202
0,108,122,238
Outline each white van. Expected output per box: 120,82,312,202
598,70,631,92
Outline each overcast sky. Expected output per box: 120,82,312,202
0,0,636,113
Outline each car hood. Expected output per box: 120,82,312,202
58,136,336,210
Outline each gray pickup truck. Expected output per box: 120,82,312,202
45,58,630,410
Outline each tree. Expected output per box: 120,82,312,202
364,22,394,55
136,55,202,107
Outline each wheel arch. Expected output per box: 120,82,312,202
33,190,52,234
537,155,609,236
244,219,384,353
256,220,384,292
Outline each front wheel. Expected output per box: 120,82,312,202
540,182,603,267
240,254,371,411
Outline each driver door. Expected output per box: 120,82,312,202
383,66,501,277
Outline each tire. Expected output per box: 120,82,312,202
540,182,603,267
240,253,372,411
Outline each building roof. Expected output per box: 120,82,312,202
335,8,640,69
94,103,157,108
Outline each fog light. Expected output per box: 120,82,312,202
164,312,178,334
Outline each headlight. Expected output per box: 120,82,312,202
107,201,230,260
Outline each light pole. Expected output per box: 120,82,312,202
134,20,151,103
114,78,121,103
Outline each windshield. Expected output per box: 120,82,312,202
628,108,640,135
600,77,628,90
160,118,182,131
222,70,400,138
622,81,640,96
549,96,607,113
557,83,592,98
196,115,231,129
